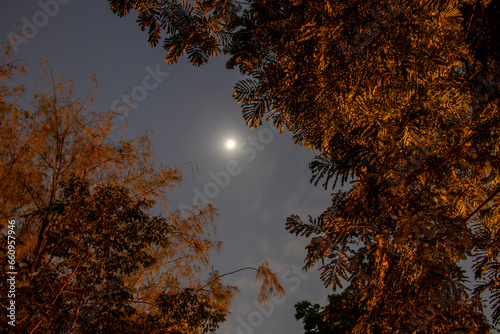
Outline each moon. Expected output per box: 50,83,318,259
226,140,236,149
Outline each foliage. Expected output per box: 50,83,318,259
106,0,500,332
0,45,283,333
17,176,228,333
294,289,362,334
107,0,242,66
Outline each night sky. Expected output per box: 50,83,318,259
0,1,337,333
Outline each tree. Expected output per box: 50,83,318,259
0,44,283,333
20,176,230,333
105,0,500,332
295,288,365,334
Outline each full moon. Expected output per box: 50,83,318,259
226,140,236,149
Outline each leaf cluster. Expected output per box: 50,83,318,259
108,0,242,65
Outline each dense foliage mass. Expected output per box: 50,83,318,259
104,0,499,332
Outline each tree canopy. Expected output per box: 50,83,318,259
103,0,499,332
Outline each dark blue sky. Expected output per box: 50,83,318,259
0,1,336,333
